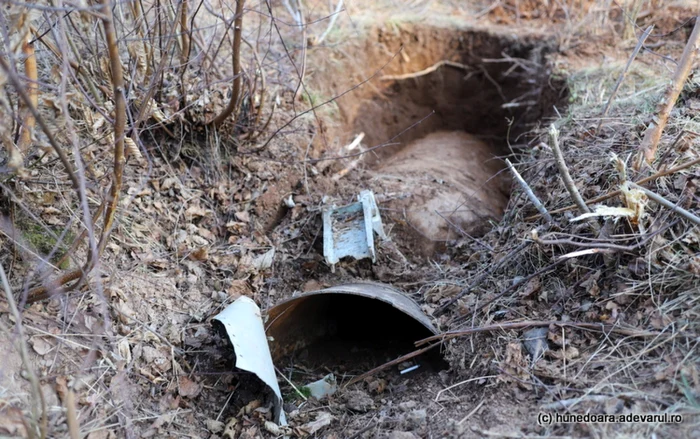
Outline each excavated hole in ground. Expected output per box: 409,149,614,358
268,293,443,374
328,24,568,254
265,25,570,390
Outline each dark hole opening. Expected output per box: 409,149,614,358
267,293,442,374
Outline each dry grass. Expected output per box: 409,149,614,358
1,0,699,438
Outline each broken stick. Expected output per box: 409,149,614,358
636,16,700,168
549,125,590,214
506,159,552,223
628,182,700,226
597,25,654,133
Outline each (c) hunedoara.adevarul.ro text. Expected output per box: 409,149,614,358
537,412,683,425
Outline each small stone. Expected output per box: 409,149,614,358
344,390,374,413
398,400,418,412
205,419,225,433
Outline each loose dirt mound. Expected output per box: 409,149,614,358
373,131,510,252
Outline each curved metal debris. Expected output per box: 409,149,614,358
322,190,386,270
213,296,286,425
265,282,437,361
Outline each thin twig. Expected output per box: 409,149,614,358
379,60,471,81
97,0,127,260
179,0,190,68
292,2,307,102
637,16,700,167
17,3,128,305
241,36,267,140
506,159,552,223
23,268,84,304
274,366,308,401
540,395,610,410
549,125,590,214
0,263,47,439
65,390,80,439
0,56,80,190
314,0,343,46
451,257,568,325
344,344,437,387
53,199,106,270
346,421,380,439
534,219,677,253
525,156,700,220
435,375,498,402
597,25,653,132
256,48,402,151
416,320,662,347
628,182,700,226
17,37,38,157
452,220,676,324
656,130,687,171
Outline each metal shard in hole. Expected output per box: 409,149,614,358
265,282,438,364
213,296,286,425
322,190,386,270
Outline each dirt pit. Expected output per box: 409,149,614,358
266,284,441,374
317,23,566,253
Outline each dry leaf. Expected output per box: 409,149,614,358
238,399,261,416
177,375,202,398
518,276,541,298
185,205,209,218
263,421,291,436
239,248,275,273
549,346,580,360
300,412,333,436
0,407,28,437
54,375,69,402
31,337,53,356
117,338,132,364
189,247,208,261
227,279,252,298
161,177,179,191
205,419,225,433
235,211,250,222
125,136,143,161
222,417,238,439
522,327,548,361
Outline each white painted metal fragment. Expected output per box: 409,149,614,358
213,297,286,425
322,190,386,270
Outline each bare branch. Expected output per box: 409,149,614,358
313,0,343,46
506,159,552,223
209,0,245,127
97,0,127,257
549,124,590,214
597,25,653,132
628,182,700,226
0,263,47,438
379,60,471,81
526,156,700,220
636,17,700,167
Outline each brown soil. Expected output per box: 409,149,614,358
2,2,699,439
313,22,565,160
372,131,511,254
